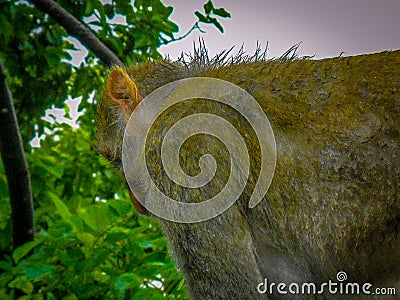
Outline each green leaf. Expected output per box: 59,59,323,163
84,0,94,16
104,3,115,19
117,0,134,15
210,17,224,33
78,203,117,232
106,232,127,243
24,264,54,280
76,232,95,247
92,270,110,283
138,239,153,249
48,192,72,224
113,273,140,296
203,0,214,14
134,35,151,48
29,153,63,179
194,11,208,23
93,0,107,25
69,215,86,232
165,20,179,33
8,276,34,294
213,7,231,18
13,240,41,263
151,0,173,17
108,199,132,216
44,47,64,66
0,260,13,271
142,252,167,264
62,294,78,300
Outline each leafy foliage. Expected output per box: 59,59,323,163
195,0,231,33
1,124,187,299
0,0,230,298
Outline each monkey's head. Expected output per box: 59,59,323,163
96,58,206,215
96,67,141,166
96,67,149,213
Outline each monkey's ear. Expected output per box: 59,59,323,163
105,67,141,121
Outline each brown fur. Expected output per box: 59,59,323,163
96,47,400,299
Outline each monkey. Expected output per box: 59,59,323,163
96,48,400,299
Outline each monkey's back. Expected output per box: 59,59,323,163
98,50,400,298
139,50,399,283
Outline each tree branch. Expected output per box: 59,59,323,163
29,0,123,68
160,22,206,46
0,59,35,249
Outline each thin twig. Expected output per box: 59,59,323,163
160,22,206,46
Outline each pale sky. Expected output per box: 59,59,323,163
160,0,400,59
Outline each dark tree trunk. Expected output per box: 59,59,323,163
0,59,35,250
